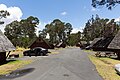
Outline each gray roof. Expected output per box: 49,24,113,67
108,30,120,49
0,30,16,52
89,38,102,47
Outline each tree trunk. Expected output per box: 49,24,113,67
0,52,6,65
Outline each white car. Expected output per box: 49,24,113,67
115,64,120,74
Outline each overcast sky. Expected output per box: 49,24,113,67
0,0,120,33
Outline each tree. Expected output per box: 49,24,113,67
67,31,81,46
83,14,119,42
4,16,39,48
0,10,10,24
92,0,120,9
4,21,21,46
39,29,47,38
19,16,39,47
40,19,73,45
64,23,73,44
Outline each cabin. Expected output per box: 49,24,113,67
108,30,120,50
91,36,115,57
79,41,89,49
92,37,114,51
89,38,102,48
0,30,15,64
108,30,120,59
86,38,102,50
28,37,53,49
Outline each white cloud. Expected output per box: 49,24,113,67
71,27,83,33
0,4,23,32
36,20,51,36
91,7,99,12
115,17,120,22
91,7,96,11
61,11,67,16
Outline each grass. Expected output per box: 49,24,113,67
0,60,32,75
8,47,29,58
89,55,120,80
50,51,59,54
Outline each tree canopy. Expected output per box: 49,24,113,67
0,10,10,24
39,19,73,45
4,16,39,48
92,0,120,9
82,14,120,42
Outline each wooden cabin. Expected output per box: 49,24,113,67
28,37,53,49
88,38,102,49
92,37,114,51
79,41,89,49
108,30,120,59
0,30,15,64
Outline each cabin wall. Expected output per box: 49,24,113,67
0,52,6,65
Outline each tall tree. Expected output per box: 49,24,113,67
39,29,47,38
68,31,81,46
83,14,120,42
4,16,39,48
40,19,73,45
4,21,21,46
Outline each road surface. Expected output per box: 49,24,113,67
0,48,103,80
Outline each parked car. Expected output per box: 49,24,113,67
23,47,48,57
115,64,120,75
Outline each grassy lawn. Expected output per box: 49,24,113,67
0,60,32,75
0,47,32,75
89,55,120,80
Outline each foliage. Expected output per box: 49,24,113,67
39,19,73,45
82,14,119,42
4,16,39,48
92,0,120,9
0,10,10,24
68,31,81,46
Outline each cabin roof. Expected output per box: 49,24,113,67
92,37,114,49
108,30,120,49
28,37,51,49
89,38,102,48
0,30,16,52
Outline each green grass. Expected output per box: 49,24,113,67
89,55,120,80
0,60,32,75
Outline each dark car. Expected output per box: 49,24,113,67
23,47,48,57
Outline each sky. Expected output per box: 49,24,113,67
0,0,120,33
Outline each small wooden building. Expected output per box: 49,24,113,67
28,37,53,49
108,30,120,50
92,37,114,51
89,38,102,49
108,30,120,58
0,30,15,64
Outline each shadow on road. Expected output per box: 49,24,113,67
0,68,35,79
